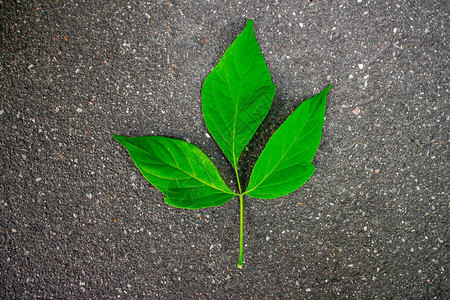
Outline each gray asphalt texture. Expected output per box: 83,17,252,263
1,0,448,298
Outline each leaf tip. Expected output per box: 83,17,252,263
244,19,254,32
112,135,128,146
112,134,122,142
317,84,333,102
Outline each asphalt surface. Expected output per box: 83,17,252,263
1,0,448,298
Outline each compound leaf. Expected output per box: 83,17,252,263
202,20,276,169
113,135,236,209
245,85,332,199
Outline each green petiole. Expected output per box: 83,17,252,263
237,194,244,268
235,165,244,268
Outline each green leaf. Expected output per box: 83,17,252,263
112,135,236,209
244,85,332,199
202,20,276,169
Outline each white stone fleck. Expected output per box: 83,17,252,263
299,23,304,28
352,107,361,115
349,74,353,79
205,133,211,138
76,108,82,113
305,288,311,292
0,110,4,115
358,64,364,69
394,28,398,34
35,177,42,182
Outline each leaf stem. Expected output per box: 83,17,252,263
237,193,244,268
234,166,244,268
234,167,242,194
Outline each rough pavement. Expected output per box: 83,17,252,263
1,0,448,298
